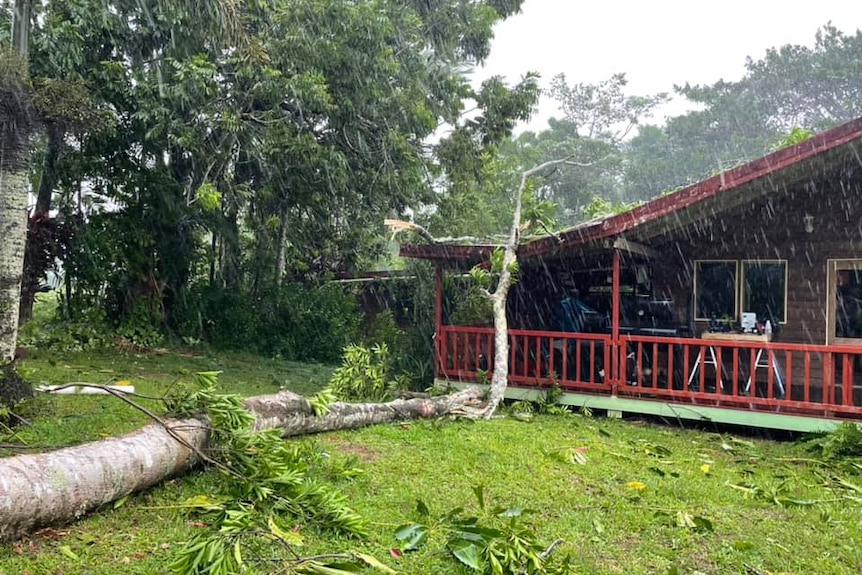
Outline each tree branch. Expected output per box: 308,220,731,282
536,219,563,243
39,382,166,401
539,538,565,562
383,219,438,244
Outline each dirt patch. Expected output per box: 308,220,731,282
335,442,379,463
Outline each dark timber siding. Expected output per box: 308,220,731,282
648,177,862,346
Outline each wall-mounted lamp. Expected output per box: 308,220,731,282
803,213,814,233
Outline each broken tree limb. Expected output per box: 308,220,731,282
390,157,587,420
0,386,482,542
481,157,579,419
246,386,483,436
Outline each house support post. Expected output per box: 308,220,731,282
435,266,444,379
611,248,622,404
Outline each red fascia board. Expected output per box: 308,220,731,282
521,116,862,258
399,243,497,261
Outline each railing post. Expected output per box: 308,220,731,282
434,266,443,378
611,249,621,393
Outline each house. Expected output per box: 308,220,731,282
402,117,862,431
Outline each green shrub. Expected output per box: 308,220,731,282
266,283,360,363
186,286,261,350
0,364,33,411
177,282,360,363
361,309,435,391
117,298,165,347
362,310,408,352
18,305,111,353
814,422,862,459
329,343,401,402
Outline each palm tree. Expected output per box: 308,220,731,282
0,1,33,368
0,0,240,399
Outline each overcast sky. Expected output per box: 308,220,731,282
477,0,862,132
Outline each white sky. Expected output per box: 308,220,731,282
477,0,862,132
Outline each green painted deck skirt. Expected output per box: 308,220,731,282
440,380,845,433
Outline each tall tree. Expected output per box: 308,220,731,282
1,0,243,400
742,23,862,131
391,156,573,418
473,158,576,418
3,0,537,357
623,124,689,200
0,2,33,374
435,73,668,233
428,73,541,238
624,24,862,198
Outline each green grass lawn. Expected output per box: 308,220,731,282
1,349,861,574
3,347,333,452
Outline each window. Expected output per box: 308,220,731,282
827,259,862,344
741,260,787,324
695,261,737,320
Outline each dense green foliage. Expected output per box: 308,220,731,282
5,2,862,380
177,283,361,363
8,0,536,356
328,343,400,402
354,262,440,388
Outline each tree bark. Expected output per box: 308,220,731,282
22,122,68,321
0,89,32,365
0,386,482,542
482,158,575,419
0,170,28,363
1,6,34,369
484,292,511,418
275,203,288,287
34,122,62,215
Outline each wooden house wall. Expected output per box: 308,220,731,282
650,177,862,346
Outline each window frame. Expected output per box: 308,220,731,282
826,259,862,345
693,260,739,322
740,259,788,325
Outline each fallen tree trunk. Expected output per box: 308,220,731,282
0,387,482,542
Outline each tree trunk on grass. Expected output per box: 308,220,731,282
0,387,482,542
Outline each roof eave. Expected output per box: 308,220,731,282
400,116,862,265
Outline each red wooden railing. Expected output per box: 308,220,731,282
437,326,612,394
437,326,862,419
